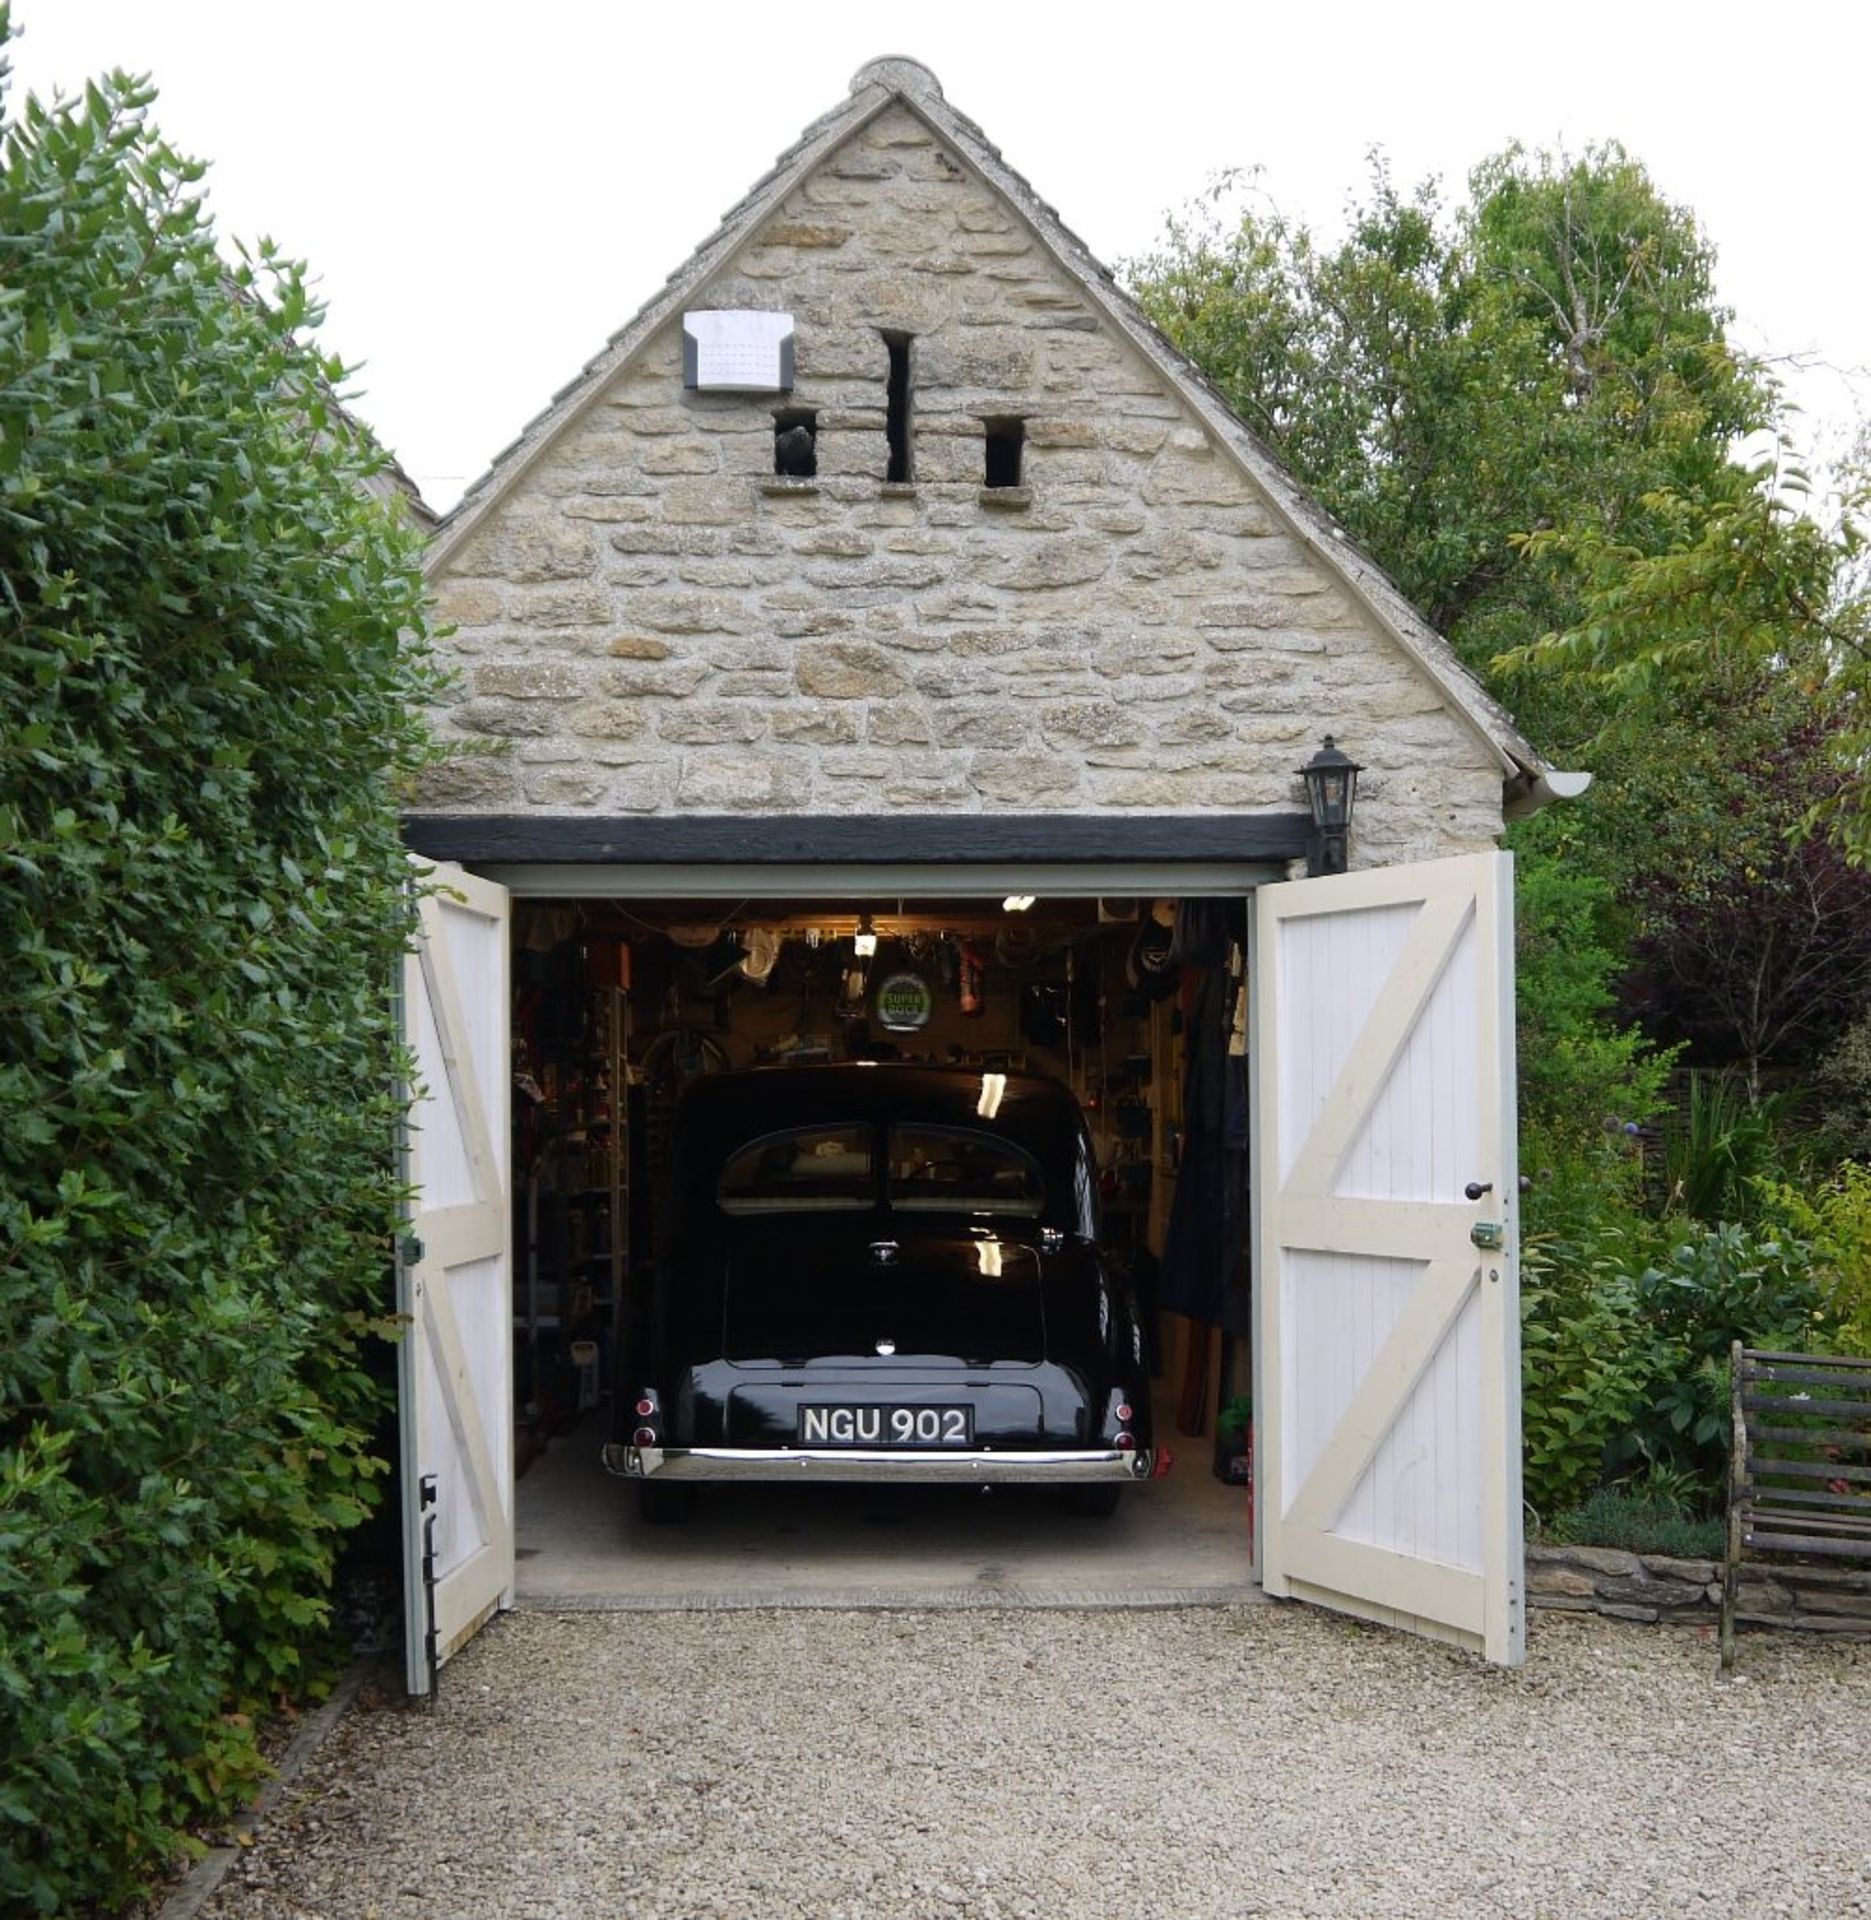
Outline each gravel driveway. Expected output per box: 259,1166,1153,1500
203,1606,1869,1920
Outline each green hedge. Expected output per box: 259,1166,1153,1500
0,35,437,1913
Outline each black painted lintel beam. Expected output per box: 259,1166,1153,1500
400,812,1310,866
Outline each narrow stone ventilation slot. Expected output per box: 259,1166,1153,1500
882,331,913,482
773,408,817,478
983,417,1025,489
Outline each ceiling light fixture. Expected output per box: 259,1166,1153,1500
853,913,878,959
1002,894,1036,913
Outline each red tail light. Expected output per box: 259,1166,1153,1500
1115,1402,1133,1423
1115,1432,1136,1451
635,1397,656,1419
633,1426,657,1448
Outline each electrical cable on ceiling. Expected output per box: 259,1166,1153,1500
608,898,751,941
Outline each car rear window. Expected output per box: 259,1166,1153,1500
887,1125,1045,1217
717,1124,875,1214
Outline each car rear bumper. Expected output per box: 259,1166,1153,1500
602,1442,1152,1484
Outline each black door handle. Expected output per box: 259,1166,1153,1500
1464,1181,1493,1202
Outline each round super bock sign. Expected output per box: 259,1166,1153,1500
875,970,933,1032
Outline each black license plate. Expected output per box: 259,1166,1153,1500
797,1404,973,1448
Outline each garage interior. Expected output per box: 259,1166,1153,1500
505,886,1258,1605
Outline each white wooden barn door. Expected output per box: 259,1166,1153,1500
398,864,513,1694
1254,851,1524,1664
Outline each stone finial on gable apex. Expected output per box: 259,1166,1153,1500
848,56,944,101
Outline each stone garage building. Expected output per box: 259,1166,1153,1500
393,56,1576,1692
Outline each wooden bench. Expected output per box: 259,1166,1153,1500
1722,1344,1871,1670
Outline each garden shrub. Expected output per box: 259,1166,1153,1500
1512,843,1673,1201
0,35,436,1914
1659,1072,1796,1225
1618,1222,1822,1487
1756,1166,1871,1358
1811,1008,1871,1164
1521,1214,1826,1525
1519,1213,1668,1519
1545,1482,1725,1560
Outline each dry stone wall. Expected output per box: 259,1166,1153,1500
420,103,1506,864
1529,1544,1871,1634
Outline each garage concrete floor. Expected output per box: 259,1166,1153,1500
513,1399,1259,1610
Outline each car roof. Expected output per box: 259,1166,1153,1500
673,1062,1082,1158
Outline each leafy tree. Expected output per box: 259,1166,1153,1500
1500,452,1871,859
1513,842,1671,1206
1470,161,1869,858
1129,143,1772,734
1619,704,1871,1094
0,23,436,1911
1129,161,1542,640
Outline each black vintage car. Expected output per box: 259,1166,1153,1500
603,1062,1155,1520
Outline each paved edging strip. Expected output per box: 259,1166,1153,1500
157,1665,369,1920
516,1582,1265,1613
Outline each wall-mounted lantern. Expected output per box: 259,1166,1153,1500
1300,736,1363,876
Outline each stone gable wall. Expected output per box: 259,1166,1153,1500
419,103,1506,865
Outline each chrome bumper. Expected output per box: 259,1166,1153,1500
602,1442,1151,1484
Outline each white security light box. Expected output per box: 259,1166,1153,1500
683,310,795,392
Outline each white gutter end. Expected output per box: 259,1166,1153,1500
1504,768,1594,821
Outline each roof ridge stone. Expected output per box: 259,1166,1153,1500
848,56,943,99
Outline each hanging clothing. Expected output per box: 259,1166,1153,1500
1171,896,1243,971
1159,953,1250,1335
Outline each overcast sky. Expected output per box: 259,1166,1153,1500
11,1,1869,515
